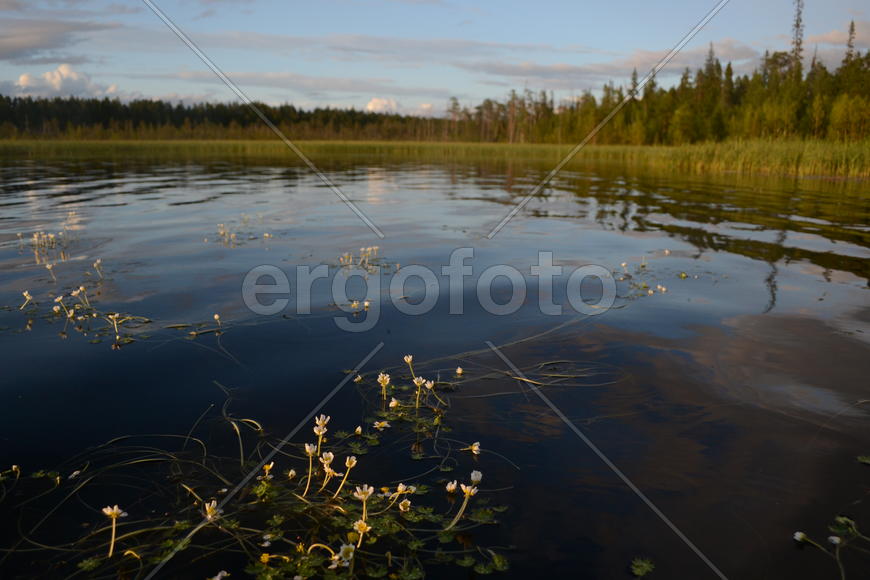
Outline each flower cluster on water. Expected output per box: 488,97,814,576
10,243,232,348
792,510,870,577
0,356,508,578
16,260,153,348
614,252,692,301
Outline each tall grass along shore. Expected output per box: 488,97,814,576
1,139,867,179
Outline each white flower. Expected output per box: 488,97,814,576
424,380,435,390
304,443,317,457
354,484,374,501
352,519,372,534
101,505,127,519
313,425,327,437
467,442,481,455
338,543,355,561
287,469,296,479
404,354,413,364
204,500,222,521
208,571,231,580
389,397,399,408
470,470,483,484
328,554,344,569
315,414,331,427
377,373,390,387
399,499,411,512
455,366,463,376
828,536,842,545
793,531,807,542
460,484,478,497
396,483,409,494
345,456,358,469
445,480,458,493
353,375,363,383
373,420,391,431
413,376,425,387
319,452,335,466
354,426,362,435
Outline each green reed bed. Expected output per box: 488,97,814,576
1,139,867,179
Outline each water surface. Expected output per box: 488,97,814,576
1,156,868,578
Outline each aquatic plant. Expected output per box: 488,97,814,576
339,246,380,270
631,557,655,577
792,455,870,579
613,254,683,302
0,366,509,578
101,505,128,558
206,214,271,247
17,280,151,347
3,139,868,179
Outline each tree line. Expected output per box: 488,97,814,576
1,11,867,144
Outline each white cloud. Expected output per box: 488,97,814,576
455,39,761,91
3,64,117,98
365,97,399,113
0,17,114,63
140,69,453,99
186,30,608,64
0,64,225,103
410,103,434,116
807,20,870,49
363,98,437,116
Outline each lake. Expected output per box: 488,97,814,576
1,154,868,578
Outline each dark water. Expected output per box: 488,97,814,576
1,157,869,578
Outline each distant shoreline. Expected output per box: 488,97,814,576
1,139,867,180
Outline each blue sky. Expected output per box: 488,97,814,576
1,0,866,114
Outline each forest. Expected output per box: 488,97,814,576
0,17,867,144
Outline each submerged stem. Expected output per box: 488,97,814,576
302,455,314,497
107,518,117,558
444,495,470,531
332,467,353,499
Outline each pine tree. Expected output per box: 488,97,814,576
791,0,805,77
845,20,856,63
